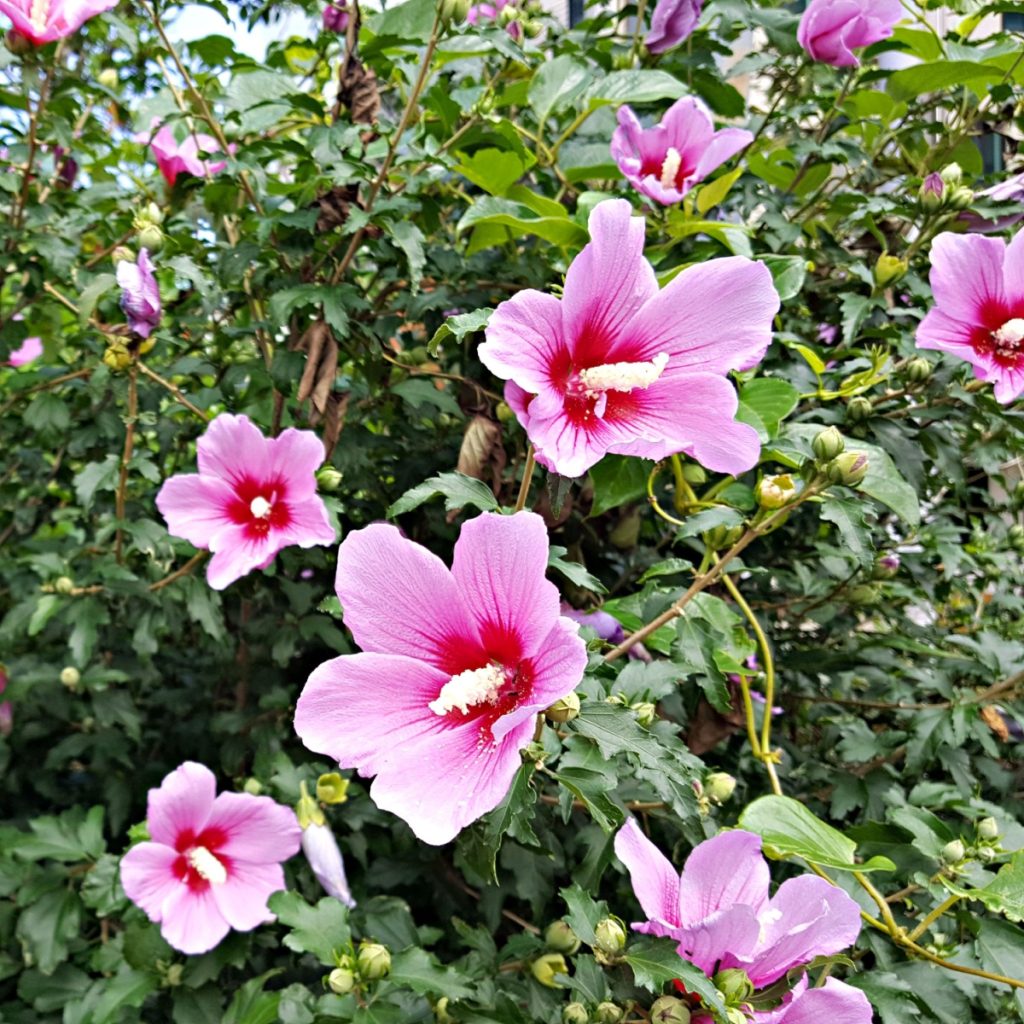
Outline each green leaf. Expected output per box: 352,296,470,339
364,0,436,50
624,936,728,1017
387,948,475,1000
739,795,895,873
550,767,624,832
455,148,529,196
267,891,351,966
74,455,120,509
955,852,1024,923
976,918,1024,1018
585,70,687,107
222,972,284,1024
457,196,588,248
559,882,610,945
427,306,492,356
696,166,743,215
12,805,105,862
24,392,70,433
820,495,873,567
77,273,116,326
589,455,652,517
78,965,158,1024
388,471,500,517
15,888,82,975
390,221,425,291
529,56,590,124
760,254,807,302
887,60,1003,101
548,545,607,594
737,379,800,439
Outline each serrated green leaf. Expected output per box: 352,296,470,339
267,892,351,966
624,936,728,1017
388,471,500,517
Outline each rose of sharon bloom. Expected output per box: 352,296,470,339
120,762,301,955
612,97,752,206
117,248,161,339
301,821,356,907
645,0,701,54
322,2,349,31
7,335,42,367
295,512,588,845
0,0,117,45
797,0,902,67
135,120,231,187
614,820,869,1023
916,232,1024,403
156,414,336,590
467,0,521,38
477,199,779,478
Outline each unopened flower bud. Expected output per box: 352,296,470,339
593,918,627,960
874,253,908,288
357,942,391,980
144,202,164,226
6,29,33,54
706,524,744,550
714,968,755,1005
827,451,869,487
317,466,343,491
755,473,797,510
632,701,657,727
649,996,692,1024
704,771,736,804
496,401,515,423
1009,523,1024,549
327,967,355,994
978,817,1000,840
941,839,966,864
812,426,845,462
323,2,350,31
499,3,519,23
977,845,996,862
546,692,580,724
522,17,542,36
136,223,164,253
439,0,472,22
563,1003,589,1024
98,67,119,89
60,666,81,689
595,1003,624,1024
905,357,931,383
682,463,706,486
874,552,900,578
435,997,454,1024
940,162,962,188
302,820,356,907
531,953,568,988
242,777,262,794
103,341,133,372
846,396,873,423
54,576,75,594
919,172,945,212
545,920,581,954
948,185,974,210
317,771,349,804
848,582,881,605
111,246,135,265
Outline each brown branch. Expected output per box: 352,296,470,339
114,367,138,563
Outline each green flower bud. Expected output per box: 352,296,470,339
847,582,881,605
874,253,908,287
60,666,81,689
1013,480,1024,505
705,771,737,804
435,996,454,1024
649,996,692,1024
531,953,568,988
826,451,869,487
328,967,356,994
161,962,184,987
242,777,263,795
111,246,135,265
609,507,642,550
941,839,966,865
846,396,873,423
755,473,798,510
499,3,519,23
546,692,580,724
54,576,75,594
563,1002,590,1024
706,524,745,550
905,357,932,383
977,845,996,862
317,466,343,491
632,701,657,727
682,464,707,486
496,401,515,423
948,185,974,210
317,771,350,804
939,163,962,187
522,17,542,36
812,426,845,463
978,817,1000,840
98,67,119,89
873,552,901,578
545,920,581,954
919,172,945,212
144,201,164,226
103,340,133,372
357,942,391,980
714,968,755,1005
593,918,627,960
595,1003,624,1024
137,223,164,253
439,0,471,24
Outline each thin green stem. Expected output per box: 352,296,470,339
514,446,536,513
907,893,960,944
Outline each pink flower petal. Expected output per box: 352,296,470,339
159,882,232,955
334,524,482,672
678,904,762,975
692,127,754,184
1002,227,1024,305
206,523,278,590
277,496,336,550
677,830,770,927
8,336,42,367
928,231,1006,325
768,978,873,1024
210,860,287,931
147,761,216,846
119,842,181,921
205,792,301,864
196,414,271,486
614,818,682,927
155,474,237,549
270,428,326,502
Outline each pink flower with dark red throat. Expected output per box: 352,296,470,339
477,199,779,479
155,414,336,590
645,0,701,54
612,98,752,207
135,119,231,187
295,512,588,845
797,0,902,67
0,0,117,45
119,762,301,955
117,248,161,339
614,820,868,1023
916,231,1024,403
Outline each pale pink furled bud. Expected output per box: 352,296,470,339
920,172,945,211
301,821,356,907
645,0,702,53
116,248,161,338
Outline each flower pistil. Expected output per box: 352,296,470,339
187,846,228,885
430,664,507,716
992,318,1024,361
660,148,683,190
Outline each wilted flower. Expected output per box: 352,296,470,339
155,414,336,590
797,0,902,67
119,762,301,954
614,820,869,1023
322,3,349,32
295,512,587,845
916,232,1024,404
301,820,356,907
116,248,161,339
611,97,752,207
135,119,232,187
477,199,779,478
0,0,117,45
645,0,701,54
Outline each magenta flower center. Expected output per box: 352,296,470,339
228,477,292,538
428,658,535,743
187,846,228,884
564,353,669,420
640,147,694,192
173,826,231,891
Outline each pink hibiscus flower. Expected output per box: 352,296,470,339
916,231,1024,403
797,0,902,67
466,0,521,38
611,97,753,206
120,762,301,955
0,0,117,45
477,199,779,478
155,414,336,590
135,120,231,187
7,335,42,368
614,820,869,1023
294,511,588,845
117,248,161,338
645,0,701,54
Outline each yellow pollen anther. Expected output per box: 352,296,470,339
188,846,227,885
660,147,682,190
429,665,505,716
